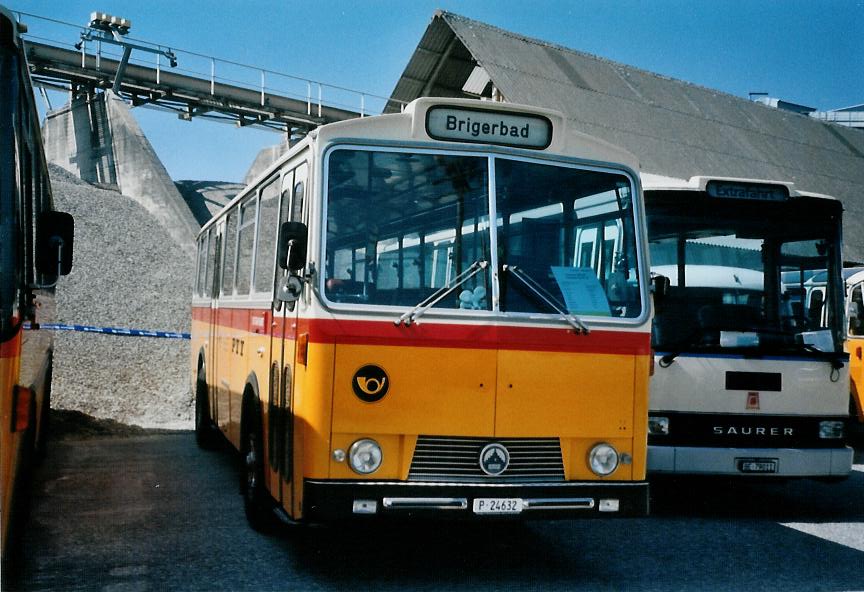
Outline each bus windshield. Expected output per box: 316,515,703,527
324,147,642,319
648,192,844,354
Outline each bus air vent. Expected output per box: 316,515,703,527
408,436,565,482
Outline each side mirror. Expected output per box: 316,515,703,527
651,274,670,302
36,211,74,277
277,221,308,271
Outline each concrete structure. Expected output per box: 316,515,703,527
175,180,245,226
43,91,200,252
243,143,290,186
28,17,371,230
387,11,864,262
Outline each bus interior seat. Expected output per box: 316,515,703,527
807,290,825,328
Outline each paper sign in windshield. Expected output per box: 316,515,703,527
551,267,611,317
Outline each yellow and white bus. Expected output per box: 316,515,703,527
191,98,654,526
806,266,864,426
645,175,853,478
843,268,864,424
1,5,74,566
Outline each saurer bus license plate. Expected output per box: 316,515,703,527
738,459,778,473
473,498,523,514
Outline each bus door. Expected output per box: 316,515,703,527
847,281,864,421
267,164,306,512
494,181,638,439
207,228,223,429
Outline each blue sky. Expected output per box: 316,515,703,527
9,0,864,182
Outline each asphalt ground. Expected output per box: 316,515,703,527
7,429,864,592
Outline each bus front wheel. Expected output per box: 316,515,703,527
194,369,218,450
242,396,273,531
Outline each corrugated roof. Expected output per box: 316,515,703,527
388,10,864,262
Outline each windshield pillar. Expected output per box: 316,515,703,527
762,239,781,325
487,156,501,312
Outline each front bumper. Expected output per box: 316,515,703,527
647,445,854,477
303,480,649,521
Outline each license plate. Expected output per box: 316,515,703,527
472,498,523,514
738,459,778,473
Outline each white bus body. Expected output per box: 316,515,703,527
645,175,853,478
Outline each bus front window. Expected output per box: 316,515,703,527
495,158,642,318
325,149,490,309
648,193,844,354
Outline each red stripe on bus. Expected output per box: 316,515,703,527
0,330,22,359
307,318,649,355
192,306,650,355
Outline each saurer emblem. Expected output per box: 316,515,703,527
479,443,510,476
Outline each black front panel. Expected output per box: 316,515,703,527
648,412,847,448
304,480,649,521
725,371,782,392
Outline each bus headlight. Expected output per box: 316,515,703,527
349,439,383,474
818,420,845,439
588,443,619,476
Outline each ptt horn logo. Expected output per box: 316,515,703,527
352,365,390,402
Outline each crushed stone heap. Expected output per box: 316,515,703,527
48,164,195,429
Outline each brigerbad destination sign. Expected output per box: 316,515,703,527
426,106,552,149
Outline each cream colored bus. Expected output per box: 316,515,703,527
645,175,852,479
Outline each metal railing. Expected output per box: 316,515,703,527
14,10,407,123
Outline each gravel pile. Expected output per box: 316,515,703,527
49,164,195,429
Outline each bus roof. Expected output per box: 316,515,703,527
640,173,837,201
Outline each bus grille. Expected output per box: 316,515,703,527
408,436,565,482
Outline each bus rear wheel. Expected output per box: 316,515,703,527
242,397,273,531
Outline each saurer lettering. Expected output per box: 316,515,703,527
712,426,794,436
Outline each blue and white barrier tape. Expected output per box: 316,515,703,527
24,322,190,340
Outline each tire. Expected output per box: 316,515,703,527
242,396,273,532
194,369,218,450
35,358,53,464
848,398,864,446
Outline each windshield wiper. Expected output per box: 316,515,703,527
503,265,589,334
657,339,708,367
785,342,846,370
395,260,488,326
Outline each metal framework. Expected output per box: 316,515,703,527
21,11,366,137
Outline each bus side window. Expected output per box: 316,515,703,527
254,178,280,294
204,229,216,299
196,233,208,297
850,284,864,336
292,162,307,224
279,170,294,225
236,196,257,296
221,211,237,296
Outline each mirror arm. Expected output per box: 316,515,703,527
284,240,294,271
